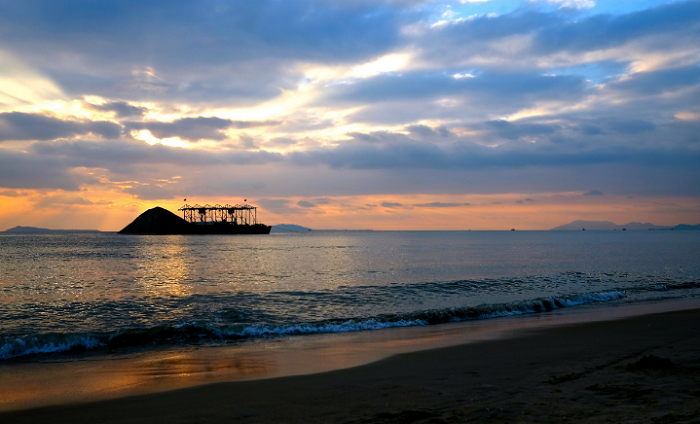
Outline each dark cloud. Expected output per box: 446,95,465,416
1,0,697,112
417,10,557,66
237,134,259,149
290,129,700,171
88,101,147,118
482,120,559,141
30,139,284,174
584,189,604,196
406,125,451,138
437,10,554,43
381,202,403,208
230,120,281,129
609,119,656,134
124,117,229,142
125,117,280,141
399,1,700,107
256,198,308,215
123,183,179,201
533,1,700,55
0,190,29,197
267,137,298,146
0,0,417,102
606,66,700,96
0,148,87,190
21,119,700,182
0,112,121,142
577,124,604,135
660,120,700,145
346,131,408,143
36,194,99,207
413,202,468,207
297,200,315,208
323,71,589,106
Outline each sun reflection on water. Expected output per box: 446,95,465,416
134,236,192,298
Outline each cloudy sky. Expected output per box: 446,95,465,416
1,0,699,230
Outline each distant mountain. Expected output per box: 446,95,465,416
551,220,699,231
271,224,312,233
3,226,101,234
673,224,700,231
619,222,670,230
551,220,668,231
551,220,615,230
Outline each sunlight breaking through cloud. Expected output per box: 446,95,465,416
0,0,697,230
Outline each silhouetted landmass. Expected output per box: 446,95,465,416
119,207,194,235
673,223,700,230
271,224,312,233
551,220,700,231
119,207,271,235
3,226,101,234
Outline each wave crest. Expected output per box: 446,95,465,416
0,290,625,360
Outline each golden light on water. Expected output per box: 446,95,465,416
135,236,191,298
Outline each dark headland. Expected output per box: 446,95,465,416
119,207,271,235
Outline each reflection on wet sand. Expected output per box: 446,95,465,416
0,346,279,412
133,354,275,378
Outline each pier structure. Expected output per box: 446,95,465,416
178,204,258,226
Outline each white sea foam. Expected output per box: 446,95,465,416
224,318,428,338
0,336,102,360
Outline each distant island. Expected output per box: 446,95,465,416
2,226,102,234
551,220,700,231
271,224,312,233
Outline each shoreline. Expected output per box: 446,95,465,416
2,297,700,422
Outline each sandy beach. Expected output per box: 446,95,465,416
3,302,699,424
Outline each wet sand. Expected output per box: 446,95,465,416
3,302,700,423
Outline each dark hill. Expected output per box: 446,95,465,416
3,226,100,233
119,207,193,235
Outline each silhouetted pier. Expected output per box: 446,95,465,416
178,204,259,226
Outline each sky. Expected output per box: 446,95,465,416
0,0,699,230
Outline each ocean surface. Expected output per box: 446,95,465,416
1,230,699,361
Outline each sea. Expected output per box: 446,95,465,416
1,230,699,361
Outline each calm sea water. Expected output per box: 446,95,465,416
1,231,698,360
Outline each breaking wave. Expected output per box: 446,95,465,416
1,290,625,360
